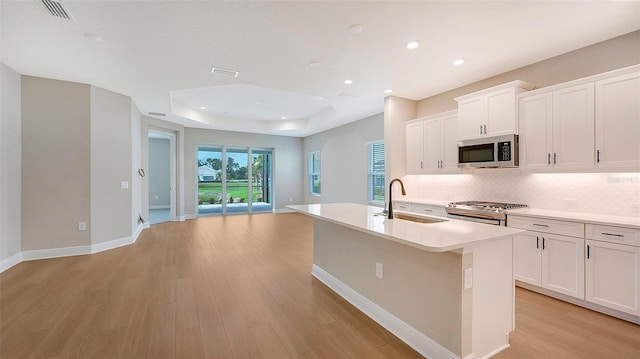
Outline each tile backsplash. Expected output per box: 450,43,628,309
403,169,640,217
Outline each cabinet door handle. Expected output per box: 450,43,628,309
483,124,487,134
553,153,557,164
548,153,551,165
542,237,546,250
536,236,539,249
480,125,483,135
420,161,423,169
587,245,590,259
596,149,600,163
533,223,549,227
601,232,624,238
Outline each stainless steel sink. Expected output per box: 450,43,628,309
394,213,447,224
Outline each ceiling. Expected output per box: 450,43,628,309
2,1,639,137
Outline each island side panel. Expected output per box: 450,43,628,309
313,218,463,357
468,236,514,358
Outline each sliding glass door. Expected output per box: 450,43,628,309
197,146,272,215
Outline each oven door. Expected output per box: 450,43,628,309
447,213,503,226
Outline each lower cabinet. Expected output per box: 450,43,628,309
586,239,640,316
514,231,584,299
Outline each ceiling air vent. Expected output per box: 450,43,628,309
148,112,166,117
211,67,239,77
38,0,75,21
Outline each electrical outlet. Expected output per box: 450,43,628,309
155,195,159,200
289,197,293,202
121,181,129,189
375,262,384,279
464,268,473,289
78,222,87,231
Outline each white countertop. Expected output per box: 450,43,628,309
287,203,524,253
394,197,640,229
507,208,640,229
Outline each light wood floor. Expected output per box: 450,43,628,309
1,213,638,359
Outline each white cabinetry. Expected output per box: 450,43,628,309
553,83,595,169
595,71,640,169
405,120,424,173
509,215,585,299
519,65,640,171
456,81,534,140
405,111,458,174
586,224,640,316
519,83,595,170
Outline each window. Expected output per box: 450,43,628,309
309,151,321,196
368,141,385,204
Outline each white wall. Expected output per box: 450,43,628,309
21,76,92,251
148,138,171,208
131,102,142,234
184,128,303,215
90,86,133,245
0,63,22,262
383,96,416,202
303,113,384,205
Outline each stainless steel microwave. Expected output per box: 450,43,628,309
457,134,519,168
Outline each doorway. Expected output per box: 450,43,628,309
148,130,176,224
197,146,273,215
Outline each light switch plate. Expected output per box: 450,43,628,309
121,181,129,189
376,262,384,279
78,222,86,231
464,268,473,289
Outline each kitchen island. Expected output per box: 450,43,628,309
288,203,525,359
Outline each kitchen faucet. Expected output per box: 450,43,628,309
387,178,406,219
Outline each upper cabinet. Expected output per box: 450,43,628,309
520,83,595,169
519,65,640,171
595,72,640,169
405,110,458,174
456,81,535,140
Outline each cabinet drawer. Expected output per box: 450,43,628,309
412,204,447,218
395,202,412,211
508,215,584,238
585,224,640,247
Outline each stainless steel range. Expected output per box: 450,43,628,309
445,201,528,226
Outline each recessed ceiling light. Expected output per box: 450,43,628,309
452,59,465,66
384,89,393,94
344,79,353,85
349,24,363,34
309,61,321,67
406,41,419,50
199,106,207,110
211,67,239,77
281,116,287,120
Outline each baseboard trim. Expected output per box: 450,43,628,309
0,252,23,272
185,214,197,220
91,235,135,254
132,223,144,241
149,205,170,209
2,225,148,273
311,264,461,359
274,208,294,213
177,215,186,222
479,344,509,359
22,244,92,261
